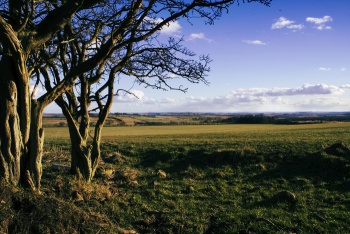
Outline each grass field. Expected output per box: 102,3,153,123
46,122,350,138
2,123,350,233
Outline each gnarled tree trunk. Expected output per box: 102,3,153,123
70,137,100,182
58,97,103,182
55,73,115,182
0,55,44,191
0,56,23,185
26,100,45,190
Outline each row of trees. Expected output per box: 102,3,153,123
0,0,271,191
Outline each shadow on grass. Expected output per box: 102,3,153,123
138,147,264,173
136,142,350,191
138,149,176,168
250,142,350,191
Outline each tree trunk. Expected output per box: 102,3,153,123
54,98,91,181
0,55,44,191
68,76,114,182
25,100,45,190
70,141,100,182
54,104,104,182
67,120,101,182
0,57,23,184
69,138,92,180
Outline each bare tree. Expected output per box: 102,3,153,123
49,34,214,181
0,0,272,190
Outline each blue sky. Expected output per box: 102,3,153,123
46,0,350,113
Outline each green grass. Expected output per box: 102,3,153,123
2,123,350,233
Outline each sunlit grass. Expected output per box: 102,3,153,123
45,122,350,141
37,122,350,233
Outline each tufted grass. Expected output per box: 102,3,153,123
2,122,350,233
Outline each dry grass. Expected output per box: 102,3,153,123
0,182,117,234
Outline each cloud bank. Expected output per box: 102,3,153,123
114,84,350,112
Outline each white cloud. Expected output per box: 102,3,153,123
187,33,212,42
172,84,346,111
271,17,294,29
306,15,333,30
271,17,304,31
242,40,267,45
145,17,182,35
112,84,350,112
229,84,343,97
306,15,332,25
272,15,333,32
115,90,179,106
188,33,205,40
187,84,349,112
319,67,331,71
340,84,350,89
286,24,305,30
294,84,342,95
160,20,182,35
341,68,347,72
272,97,290,105
295,97,350,111
116,89,145,103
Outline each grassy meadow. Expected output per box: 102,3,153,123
2,122,350,233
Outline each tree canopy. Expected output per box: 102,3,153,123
0,0,272,190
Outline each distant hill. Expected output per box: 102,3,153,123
42,112,350,127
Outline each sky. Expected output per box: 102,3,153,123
46,0,350,113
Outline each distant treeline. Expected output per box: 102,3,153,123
134,121,193,126
221,115,277,124
132,115,350,126
221,114,350,124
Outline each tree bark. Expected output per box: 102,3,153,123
69,135,92,180
65,113,100,182
0,56,23,185
24,100,45,190
66,77,114,182
70,141,100,182
0,55,43,191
